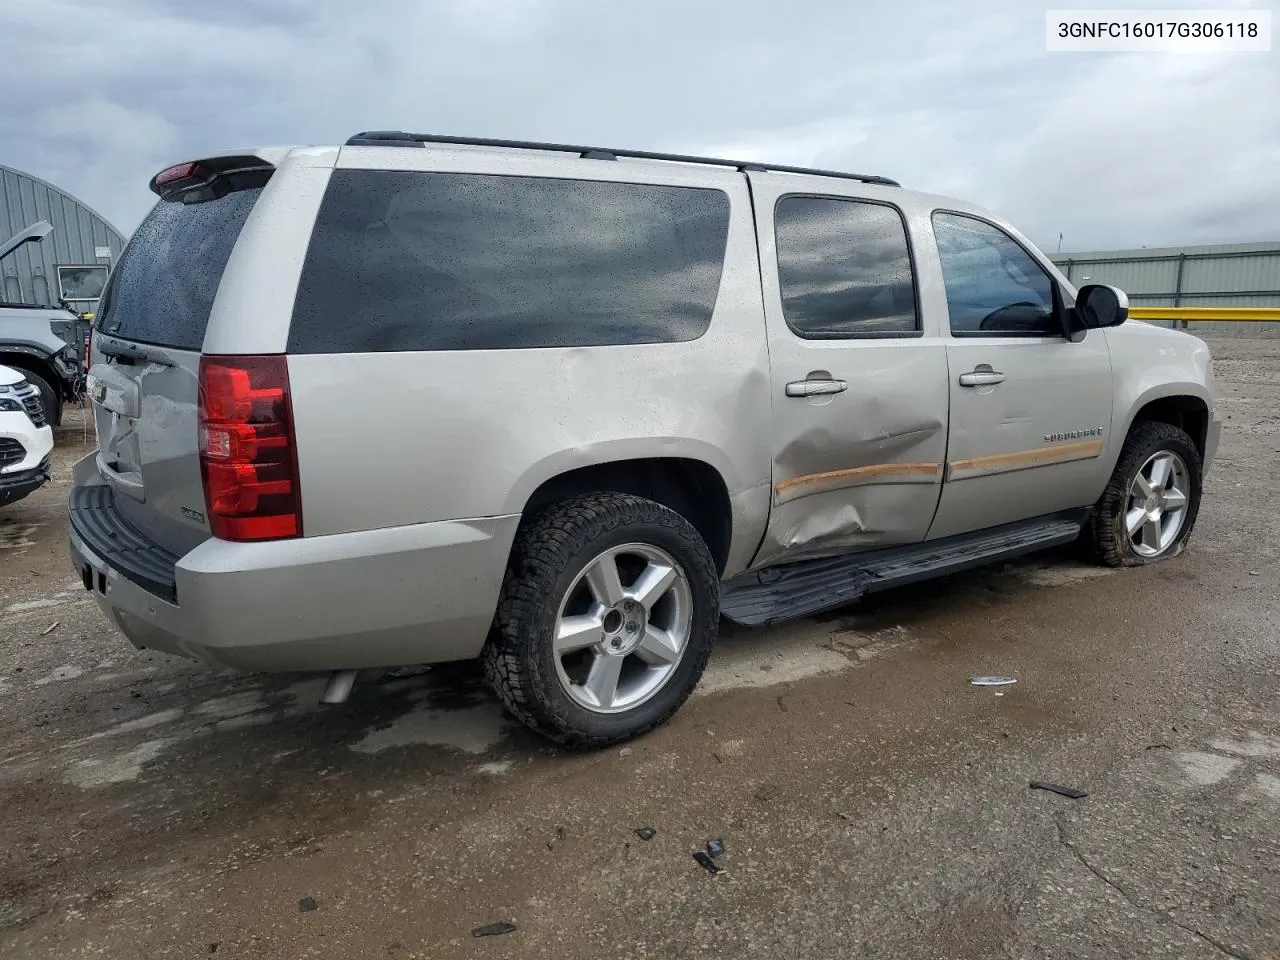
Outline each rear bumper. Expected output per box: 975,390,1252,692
68,460,519,671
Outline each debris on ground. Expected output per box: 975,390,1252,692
706,838,726,859
547,825,568,849
776,695,789,713
754,784,781,802
692,851,722,875
970,676,1017,686
619,747,633,757
1029,780,1089,799
471,921,517,938
39,621,59,636
633,827,657,841
298,897,318,912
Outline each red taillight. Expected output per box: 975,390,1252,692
198,355,301,541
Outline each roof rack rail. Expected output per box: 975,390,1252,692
344,131,900,187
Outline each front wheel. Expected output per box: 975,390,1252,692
1088,421,1203,567
483,492,720,748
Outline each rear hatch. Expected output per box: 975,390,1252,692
88,156,273,557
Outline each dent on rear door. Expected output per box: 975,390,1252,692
747,176,951,567
759,345,950,561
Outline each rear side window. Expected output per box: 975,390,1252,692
288,171,731,353
774,196,919,338
95,186,264,350
932,212,1058,337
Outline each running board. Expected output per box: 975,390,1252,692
720,514,1087,626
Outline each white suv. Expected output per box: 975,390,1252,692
0,363,53,508
69,133,1220,746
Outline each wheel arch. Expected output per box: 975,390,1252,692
0,349,63,405
1124,390,1210,462
0,346,60,384
517,455,735,577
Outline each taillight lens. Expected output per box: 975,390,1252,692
198,355,302,541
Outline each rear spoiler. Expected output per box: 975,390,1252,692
148,155,275,201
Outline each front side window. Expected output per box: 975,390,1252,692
289,171,731,353
932,212,1058,337
774,196,918,338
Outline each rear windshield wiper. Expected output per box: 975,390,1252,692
95,337,174,366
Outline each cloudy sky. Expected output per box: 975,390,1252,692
2,0,1276,252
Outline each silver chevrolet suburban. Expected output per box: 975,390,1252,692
69,132,1221,746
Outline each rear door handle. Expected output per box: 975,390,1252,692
785,378,848,398
958,368,1006,387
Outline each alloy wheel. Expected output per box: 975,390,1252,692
552,542,693,714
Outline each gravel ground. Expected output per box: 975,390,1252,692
1,335,1277,959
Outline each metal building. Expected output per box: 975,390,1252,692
0,162,126,310
1050,240,1280,332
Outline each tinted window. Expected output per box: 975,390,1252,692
774,196,918,338
932,212,1058,336
96,186,264,350
288,171,731,353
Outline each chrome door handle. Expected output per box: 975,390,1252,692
958,369,1006,387
785,378,848,398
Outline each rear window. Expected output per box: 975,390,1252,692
95,186,264,351
287,171,731,353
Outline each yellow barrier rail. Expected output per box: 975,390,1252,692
1129,307,1280,322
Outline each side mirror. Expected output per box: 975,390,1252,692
1075,284,1129,330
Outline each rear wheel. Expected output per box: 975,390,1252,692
483,492,719,748
1088,421,1202,567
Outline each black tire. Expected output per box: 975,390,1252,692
1087,421,1203,567
14,367,59,428
483,492,719,748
